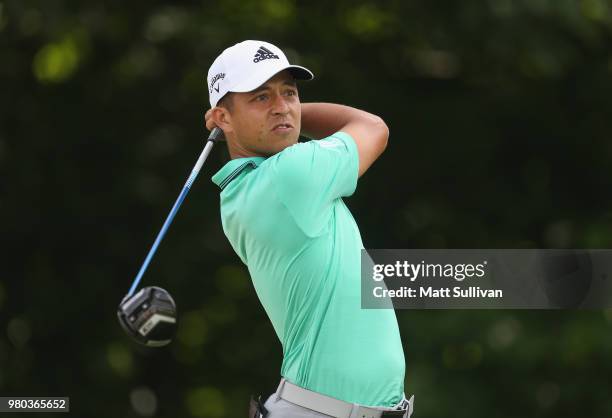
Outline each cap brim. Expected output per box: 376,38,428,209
286,65,314,81
229,65,314,93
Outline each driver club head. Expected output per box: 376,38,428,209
117,130,221,347
117,286,177,347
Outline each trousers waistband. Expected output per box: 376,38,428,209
274,378,414,418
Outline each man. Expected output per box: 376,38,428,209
205,40,413,418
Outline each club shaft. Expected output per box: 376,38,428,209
127,137,217,298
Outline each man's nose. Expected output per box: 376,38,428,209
271,93,290,115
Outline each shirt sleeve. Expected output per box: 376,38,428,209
272,131,359,237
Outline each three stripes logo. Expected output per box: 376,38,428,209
253,46,279,63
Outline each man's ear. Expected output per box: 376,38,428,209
211,107,234,134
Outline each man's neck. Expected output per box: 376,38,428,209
227,140,263,159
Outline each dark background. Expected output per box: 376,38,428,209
2,1,612,417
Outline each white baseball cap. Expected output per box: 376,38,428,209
206,40,314,108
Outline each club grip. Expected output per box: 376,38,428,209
208,127,225,143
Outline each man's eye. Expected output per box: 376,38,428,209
255,94,268,101
285,90,297,96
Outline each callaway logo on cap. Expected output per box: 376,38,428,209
207,40,314,108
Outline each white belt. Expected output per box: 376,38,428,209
275,378,414,418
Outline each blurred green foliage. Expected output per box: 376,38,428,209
1,0,612,417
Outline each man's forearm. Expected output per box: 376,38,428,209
300,102,383,140
299,102,389,178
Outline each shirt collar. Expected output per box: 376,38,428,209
212,156,267,190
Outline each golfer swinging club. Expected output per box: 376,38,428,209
205,40,413,418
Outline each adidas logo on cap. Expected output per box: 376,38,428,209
253,46,279,63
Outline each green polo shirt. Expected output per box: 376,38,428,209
212,132,405,407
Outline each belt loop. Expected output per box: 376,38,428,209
348,403,359,418
406,395,414,418
275,378,287,401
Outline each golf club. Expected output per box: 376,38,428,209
117,127,224,347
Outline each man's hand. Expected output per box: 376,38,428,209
300,103,389,178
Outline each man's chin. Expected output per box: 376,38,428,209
267,135,299,155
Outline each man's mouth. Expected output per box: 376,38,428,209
272,123,293,133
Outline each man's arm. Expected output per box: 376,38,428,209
300,103,389,178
